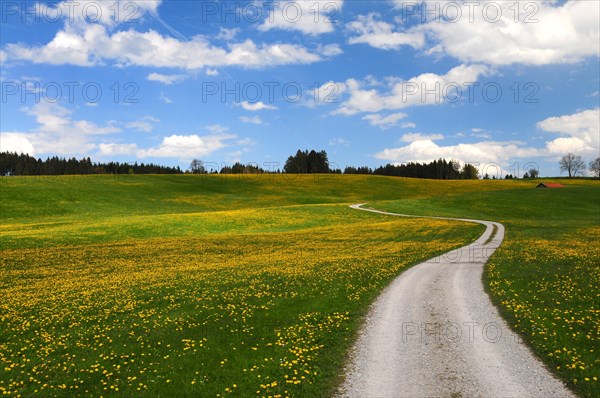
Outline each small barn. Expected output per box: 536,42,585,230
536,183,564,188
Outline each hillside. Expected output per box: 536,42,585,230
1,175,598,397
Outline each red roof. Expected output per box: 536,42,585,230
536,183,564,188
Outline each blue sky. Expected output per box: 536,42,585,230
1,0,598,176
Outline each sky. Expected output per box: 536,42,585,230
0,0,599,177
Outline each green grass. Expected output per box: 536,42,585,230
1,175,598,397
0,174,483,397
370,178,600,397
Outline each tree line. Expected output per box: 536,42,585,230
373,159,479,179
345,160,483,179
0,151,484,180
0,152,182,176
5,150,598,179
283,150,331,174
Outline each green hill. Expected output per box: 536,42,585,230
1,175,598,397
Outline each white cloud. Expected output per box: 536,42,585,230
98,143,138,156
1,103,121,156
400,133,444,142
374,1,600,66
329,137,350,147
125,116,160,132
240,101,278,111
401,122,416,129
374,110,599,169
0,133,35,155
348,13,425,50
0,104,249,161
206,68,219,76
0,50,6,65
236,138,255,147
137,133,235,159
159,92,173,104
259,0,344,35
470,128,492,139
305,81,346,108
147,72,188,85
41,0,162,28
375,139,540,166
362,112,407,128
538,108,599,156
206,124,230,135
25,102,120,136
334,64,491,115
215,27,240,41
318,44,343,57
6,24,337,69
426,1,599,66
239,116,263,125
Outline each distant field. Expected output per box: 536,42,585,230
0,175,598,397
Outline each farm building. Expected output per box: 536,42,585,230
536,183,564,188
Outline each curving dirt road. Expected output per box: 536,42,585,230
338,204,574,398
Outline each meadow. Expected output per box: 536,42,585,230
0,174,482,397
0,174,598,397
371,178,599,398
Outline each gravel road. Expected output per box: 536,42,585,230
338,204,574,398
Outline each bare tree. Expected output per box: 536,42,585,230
189,159,205,174
590,157,600,178
559,153,586,178
528,168,539,179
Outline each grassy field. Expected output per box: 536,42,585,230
1,175,598,397
370,178,600,398
0,174,482,397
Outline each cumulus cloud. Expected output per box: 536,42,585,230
375,139,540,166
0,102,121,156
259,0,344,35
362,112,408,128
6,24,338,69
333,64,491,115
348,13,425,50
0,133,36,155
137,133,236,159
350,1,599,66
422,1,600,66
26,103,120,136
0,103,252,161
39,0,162,28
538,108,599,156
98,143,138,156
239,101,278,111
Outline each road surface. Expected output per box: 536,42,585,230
338,204,574,398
